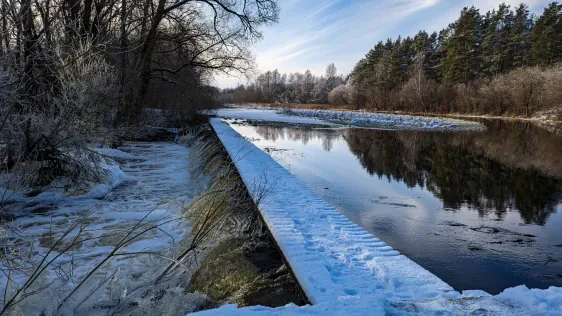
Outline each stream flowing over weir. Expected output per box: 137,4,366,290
0,141,211,314
0,130,305,315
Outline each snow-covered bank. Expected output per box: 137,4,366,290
0,149,130,204
200,118,562,315
219,105,485,131
215,108,335,125
280,108,484,131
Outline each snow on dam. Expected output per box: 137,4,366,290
196,118,562,315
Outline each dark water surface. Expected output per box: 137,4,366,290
227,119,562,294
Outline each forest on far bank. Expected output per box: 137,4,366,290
222,2,562,119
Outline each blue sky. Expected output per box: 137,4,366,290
214,0,551,88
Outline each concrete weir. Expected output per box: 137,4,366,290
192,118,562,315
203,118,459,313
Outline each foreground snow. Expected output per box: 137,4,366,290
199,118,561,315
195,284,562,315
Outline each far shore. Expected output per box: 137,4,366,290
226,103,562,125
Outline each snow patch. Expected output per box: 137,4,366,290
214,108,335,125
74,158,129,200
280,108,484,130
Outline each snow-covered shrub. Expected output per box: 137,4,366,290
8,40,120,187
399,69,438,112
478,66,562,116
52,41,118,143
328,84,352,105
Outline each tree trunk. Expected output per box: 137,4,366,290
137,0,166,104
140,0,150,36
119,0,127,88
1,0,8,54
37,0,52,47
82,0,93,34
21,0,36,80
65,0,81,36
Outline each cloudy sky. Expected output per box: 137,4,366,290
214,0,551,88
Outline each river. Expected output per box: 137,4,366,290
219,110,562,295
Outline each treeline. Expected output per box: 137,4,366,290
0,0,277,186
221,63,350,104
352,2,562,116
226,2,562,117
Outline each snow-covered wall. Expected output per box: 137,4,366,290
203,118,562,315
209,119,457,307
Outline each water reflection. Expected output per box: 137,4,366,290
345,126,562,226
250,121,562,226
253,125,338,151
231,120,562,293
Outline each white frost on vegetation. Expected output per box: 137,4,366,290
195,118,561,316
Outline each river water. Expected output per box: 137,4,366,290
0,141,209,314
224,116,562,295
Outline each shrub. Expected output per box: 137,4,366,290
328,85,352,105
1,40,119,187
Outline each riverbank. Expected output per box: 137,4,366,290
215,106,485,131
231,103,562,125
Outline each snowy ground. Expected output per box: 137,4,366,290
279,108,484,130
197,118,562,316
0,142,208,314
214,108,335,125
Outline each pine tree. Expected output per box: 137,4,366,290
482,4,512,76
443,6,483,83
508,4,533,69
530,2,562,66
426,31,440,80
435,24,454,82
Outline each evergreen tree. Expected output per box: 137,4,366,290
426,31,440,80
530,2,562,66
442,6,483,83
482,3,512,76
435,24,455,82
509,4,533,69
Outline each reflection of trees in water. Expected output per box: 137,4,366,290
344,121,562,225
253,125,340,152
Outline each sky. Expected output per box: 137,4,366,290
214,0,552,88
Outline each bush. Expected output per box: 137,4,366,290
348,64,562,117
328,85,352,105
1,40,119,187
479,66,562,116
